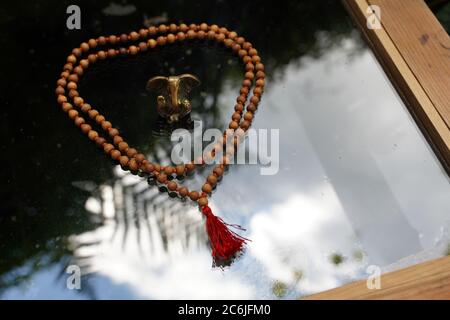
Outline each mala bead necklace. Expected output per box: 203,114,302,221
55,23,265,266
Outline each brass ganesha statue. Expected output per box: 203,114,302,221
146,74,200,123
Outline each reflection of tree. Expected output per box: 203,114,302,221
0,0,363,293
70,168,208,281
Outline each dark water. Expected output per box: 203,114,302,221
1,0,449,299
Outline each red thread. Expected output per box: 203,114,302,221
201,205,248,266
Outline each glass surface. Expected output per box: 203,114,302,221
1,1,449,299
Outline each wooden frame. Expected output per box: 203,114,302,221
344,0,450,174
302,0,450,299
304,255,450,299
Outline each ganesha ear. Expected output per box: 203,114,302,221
146,76,169,92
178,74,200,93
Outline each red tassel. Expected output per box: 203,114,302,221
201,205,249,266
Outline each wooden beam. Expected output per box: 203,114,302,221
303,255,450,299
344,0,450,174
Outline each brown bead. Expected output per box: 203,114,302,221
164,166,174,175
57,95,67,104
55,87,65,95
186,30,196,39
119,155,129,167
80,59,89,69
243,56,252,64
148,39,157,48
118,141,129,152
158,24,168,33
98,36,107,45
138,42,147,51
238,49,247,58
129,45,139,55
207,30,216,40
213,166,224,177
229,121,239,130
95,115,105,124
95,136,106,147
253,87,263,96
139,29,148,38
252,55,261,63
88,130,99,140
108,128,119,137
240,86,249,95
228,31,237,39
80,42,90,52
88,109,99,119
130,31,139,41
240,120,251,129
107,49,116,57
179,24,188,32
245,71,254,80
103,143,114,154
167,33,176,43
62,103,72,112
224,39,233,47
72,48,82,57
68,90,78,98
126,148,137,157
207,175,217,185
68,109,78,119
189,191,199,201
244,111,253,121
235,103,244,112
169,23,178,33
247,103,257,112
57,78,67,87
110,150,121,160
243,42,252,50
245,63,254,72
167,181,177,191
197,30,206,39
248,48,258,56
98,51,107,60
135,153,145,163
148,26,157,35
157,173,167,183
175,165,185,175
250,96,259,104
215,33,225,42
144,163,154,173
120,34,128,42
186,163,195,172
68,74,79,82
176,32,185,41
67,55,77,64
74,66,84,76
81,103,91,112
67,82,77,90
157,36,166,45
232,112,241,121
80,124,91,134
88,39,98,49
198,197,208,207
178,187,188,197
74,116,85,126
129,159,138,171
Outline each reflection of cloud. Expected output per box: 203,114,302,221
71,167,253,299
249,194,366,294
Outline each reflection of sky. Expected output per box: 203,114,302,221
4,37,450,299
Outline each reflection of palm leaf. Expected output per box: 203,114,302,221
70,162,209,276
